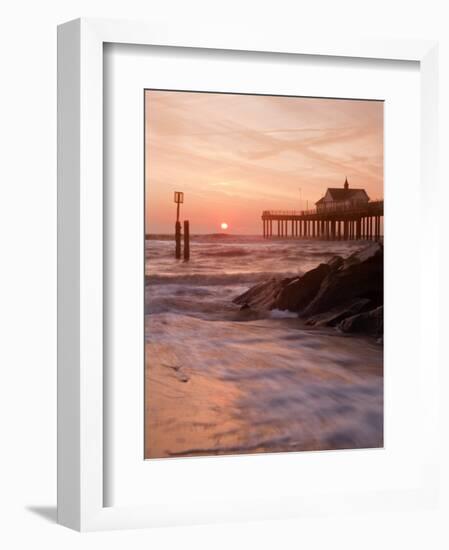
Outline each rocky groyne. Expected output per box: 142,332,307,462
233,242,383,338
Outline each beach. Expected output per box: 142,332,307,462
145,235,383,458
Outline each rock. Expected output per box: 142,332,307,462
301,243,383,318
163,363,190,383
276,263,331,311
305,298,372,327
232,242,383,338
233,258,340,313
338,306,383,337
327,255,344,271
233,277,291,310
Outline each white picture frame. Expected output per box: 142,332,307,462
57,17,441,531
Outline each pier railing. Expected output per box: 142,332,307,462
261,200,384,241
262,200,383,219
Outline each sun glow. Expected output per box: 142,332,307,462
221,222,229,231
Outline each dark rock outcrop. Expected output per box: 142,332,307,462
232,242,383,338
301,243,383,318
276,263,331,311
338,306,383,337
233,277,289,310
305,298,372,327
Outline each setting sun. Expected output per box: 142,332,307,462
220,222,229,231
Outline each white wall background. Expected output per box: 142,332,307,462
0,1,448,548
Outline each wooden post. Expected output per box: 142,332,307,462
183,220,190,261
174,191,184,259
175,221,181,259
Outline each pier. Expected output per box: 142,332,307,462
262,200,383,241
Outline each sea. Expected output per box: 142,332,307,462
145,234,383,457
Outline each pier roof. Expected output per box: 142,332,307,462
316,188,369,205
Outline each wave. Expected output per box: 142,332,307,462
145,270,301,286
198,247,251,258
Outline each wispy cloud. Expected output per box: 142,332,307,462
145,91,383,234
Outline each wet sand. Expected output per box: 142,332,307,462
145,314,383,459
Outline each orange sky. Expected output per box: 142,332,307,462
145,90,383,234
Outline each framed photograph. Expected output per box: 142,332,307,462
144,90,384,460
58,18,441,531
